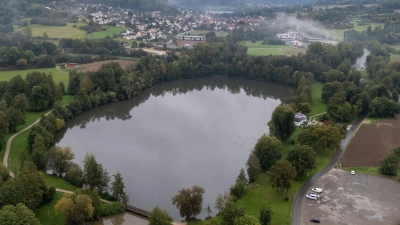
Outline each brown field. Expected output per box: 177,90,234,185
284,48,306,56
342,115,400,167
176,40,206,47
79,60,136,73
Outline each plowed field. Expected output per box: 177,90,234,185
80,60,136,73
342,115,400,166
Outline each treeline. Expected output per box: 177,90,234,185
30,17,67,26
59,38,126,55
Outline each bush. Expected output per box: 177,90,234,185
380,152,399,176
100,202,125,216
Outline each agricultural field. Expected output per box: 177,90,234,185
74,60,136,73
313,4,378,11
342,115,400,167
242,41,306,56
28,22,87,39
390,53,400,62
0,68,69,85
85,26,127,39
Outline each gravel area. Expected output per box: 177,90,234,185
301,169,400,225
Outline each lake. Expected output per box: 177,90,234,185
55,77,295,222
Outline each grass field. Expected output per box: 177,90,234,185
28,23,87,39
309,82,326,116
329,19,382,42
191,30,230,37
0,68,69,85
86,26,127,39
35,192,65,225
242,41,291,56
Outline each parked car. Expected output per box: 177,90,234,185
306,193,319,200
311,188,323,193
351,170,355,175
310,218,321,223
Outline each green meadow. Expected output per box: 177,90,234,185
0,68,69,85
85,26,128,39
29,23,87,39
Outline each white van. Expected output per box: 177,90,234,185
306,193,319,200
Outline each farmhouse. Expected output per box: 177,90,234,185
294,112,308,126
65,63,80,69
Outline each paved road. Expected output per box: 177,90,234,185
354,48,370,71
291,48,370,225
290,115,366,225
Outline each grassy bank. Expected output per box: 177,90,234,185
0,68,69,85
35,192,65,225
42,173,78,191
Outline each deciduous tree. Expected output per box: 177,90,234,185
269,160,296,199
259,202,273,225
268,105,295,142
286,145,317,180
254,135,282,171
0,203,41,225
55,193,93,225
149,206,173,225
172,185,205,220
246,150,261,182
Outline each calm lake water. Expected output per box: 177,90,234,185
55,77,295,223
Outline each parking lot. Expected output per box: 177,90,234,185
301,169,400,225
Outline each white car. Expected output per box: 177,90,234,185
351,170,355,175
311,188,323,193
306,193,319,200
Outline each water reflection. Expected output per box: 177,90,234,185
91,212,148,225
55,77,295,221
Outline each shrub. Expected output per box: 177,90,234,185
100,202,125,216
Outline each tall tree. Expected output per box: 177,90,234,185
47,146,75,176
0,203,41,225
254,135,282,171
269,160,296,199
298,125,343,153
268,105,295,142
286,145,317,180
111,172,128,204
172,185,205,220
259,202,273,225
246,150,261,183
149,206,173,225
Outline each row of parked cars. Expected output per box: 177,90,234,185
306,188,323,223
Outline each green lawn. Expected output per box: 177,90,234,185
60,95,75,105
28,23,87,39
35,192,65,225
242,41,289,56
0,68,69,85
329,19,382,42
309,82,326,116
42,173,78,191
86,26,128,39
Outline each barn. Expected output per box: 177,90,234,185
65,63,80,69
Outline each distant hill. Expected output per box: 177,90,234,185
314,0,383,5
168,0,317,11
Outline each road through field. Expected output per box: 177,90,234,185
291,48,369,225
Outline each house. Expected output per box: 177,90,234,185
294,112,307,126
65,63,80,69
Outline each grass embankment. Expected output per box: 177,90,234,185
35,192,65,225
189,83,328,225
42,173,78,191
0,68,69,85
